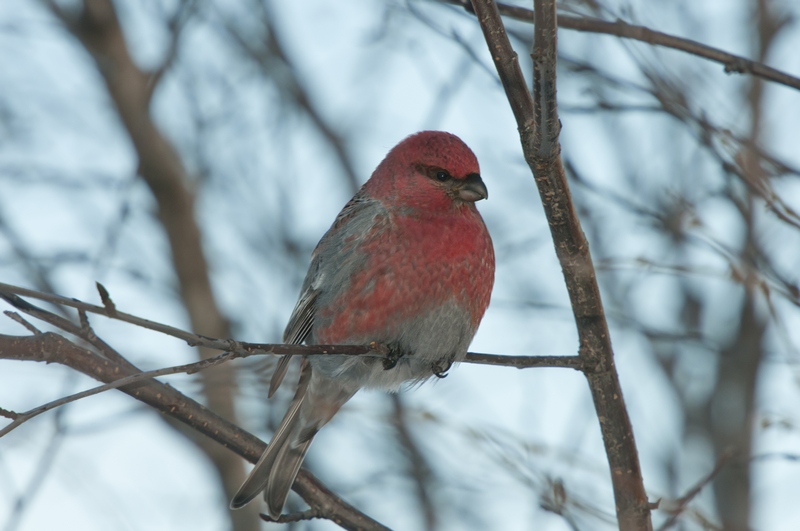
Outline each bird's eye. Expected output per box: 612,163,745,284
435,171,450,182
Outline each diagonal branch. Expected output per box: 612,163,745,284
468,0,652,529
657,450,735,531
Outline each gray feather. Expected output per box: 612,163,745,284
269,288,319,397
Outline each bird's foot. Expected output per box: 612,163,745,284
431,359,453,378
371,341,406,370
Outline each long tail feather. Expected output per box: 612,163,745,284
264,435,314,518
230,360,312,510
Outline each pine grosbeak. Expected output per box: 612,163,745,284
231,131,495,517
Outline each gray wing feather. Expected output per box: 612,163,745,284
268,288,318,397
269,190,385,396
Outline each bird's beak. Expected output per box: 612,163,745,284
456,173,488,202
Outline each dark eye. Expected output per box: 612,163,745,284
435,171,450,182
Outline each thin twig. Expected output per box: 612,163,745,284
4,311,41,335
0,283,584,370
443,0,800,92
657,450,736,530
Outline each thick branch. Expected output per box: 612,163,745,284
0,333,389,531
468,0,651,529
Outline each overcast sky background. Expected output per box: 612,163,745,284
1,0,800,530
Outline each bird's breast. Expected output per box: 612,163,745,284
313,207,494,350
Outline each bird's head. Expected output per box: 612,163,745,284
365,131,488,212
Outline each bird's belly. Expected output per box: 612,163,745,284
309,299,475,391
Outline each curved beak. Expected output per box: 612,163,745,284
457,173,488,202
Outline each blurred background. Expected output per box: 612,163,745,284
1,0,799,530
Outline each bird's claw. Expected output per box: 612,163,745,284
432,359,453,378
376,342,405,370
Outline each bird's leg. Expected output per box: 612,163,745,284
371,341,406,370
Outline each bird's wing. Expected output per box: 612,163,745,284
269,189,386,397
268,287,317,398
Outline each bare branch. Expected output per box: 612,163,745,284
4,311,41,335
657,450,736,531
468,0,652,529
260,508,322,524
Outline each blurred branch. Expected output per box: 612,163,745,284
391,395,438,531
3,405,66,531
657,450,735,531
0,331,390,531
558,54,800,233
443,0,800,92
144,0,198,104
0,205,69,319
43,1,252,527
216,0,360,194
706,1,781,527
468,0,652,529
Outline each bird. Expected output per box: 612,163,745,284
230,130,495,517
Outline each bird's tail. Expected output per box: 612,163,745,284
230,360,314,517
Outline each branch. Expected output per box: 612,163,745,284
0,284,580,437
444,0,800,92
261,508,322,524
391,395,438,531
657,450,735,531
0,332,389,531
468,0,652,529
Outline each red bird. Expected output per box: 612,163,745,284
231,131,495,517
